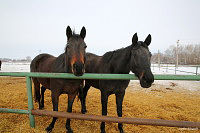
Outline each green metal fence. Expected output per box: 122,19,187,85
0,72,200,129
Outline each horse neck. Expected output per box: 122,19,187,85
106,45,132,74
53,53,72,73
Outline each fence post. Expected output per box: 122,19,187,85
26,76,35,128
196,66,198,75
175,65,176,75
166,64,168,72
152,64,154,70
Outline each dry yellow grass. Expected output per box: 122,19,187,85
0,77,200,133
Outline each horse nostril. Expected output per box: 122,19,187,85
151,77,154,83
142,74,154,84
73,64,76,69
148,77,154,84
142,75,146,80
73,63,84,75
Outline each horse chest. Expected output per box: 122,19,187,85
50,79,83,94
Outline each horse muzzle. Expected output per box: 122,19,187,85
72,62,85,76
139,72,154,88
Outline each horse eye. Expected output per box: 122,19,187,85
85,45,87,48
67,45,70,49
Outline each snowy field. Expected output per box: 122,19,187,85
0,62,199,75
151,64,199,75
0,62,30,72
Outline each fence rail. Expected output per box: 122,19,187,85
1,72,200,80
0,72,200,130
152,64,200,75
32,110,200,128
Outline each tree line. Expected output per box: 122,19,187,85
0,56,32,62
151,44,200,65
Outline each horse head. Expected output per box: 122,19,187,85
65,26,87,76
130,33,154,88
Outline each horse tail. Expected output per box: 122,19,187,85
34,87,37,103
32,78,40,103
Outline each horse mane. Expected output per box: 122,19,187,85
136,41,148,49
102,45,132,63
53,53,66,72
102,40,150,63
72,30,82,39
102,51,114,63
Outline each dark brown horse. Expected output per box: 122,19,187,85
81,33,154,133
30,26,87,133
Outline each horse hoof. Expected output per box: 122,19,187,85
119,129,124,133
67,128,73,133
67,130,73,133
81,109,87,114
39,104,44,109
45,126,53,133
66,126,73,133
101,129,106,133
39,107,44,110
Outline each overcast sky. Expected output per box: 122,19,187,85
0,0,200,59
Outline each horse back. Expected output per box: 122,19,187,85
31,54,56,89
31,54,55,73
85,53,102,73
85,52,130,91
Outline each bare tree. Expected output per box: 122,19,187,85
152,44,200,65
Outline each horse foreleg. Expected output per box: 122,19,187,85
40,86,46,109
66,94,76,133
78,85,84,114
46,92,59,132
115,90,125,133
100,90,108,133
81,83,90,114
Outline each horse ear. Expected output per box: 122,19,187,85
80,26,86,39
144,34,151,46
132,33,138,46
66,26,72,39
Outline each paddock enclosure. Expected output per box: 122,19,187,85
0,73,200,132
